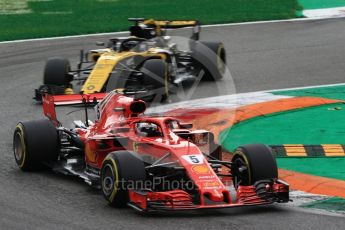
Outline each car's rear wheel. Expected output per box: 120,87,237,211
101,151,146,207
141,59,169,102
231,144,278,188
43,57,73,94
13,119,59,171
192,41,226,81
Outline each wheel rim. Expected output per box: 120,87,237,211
232,157,250,188
14,132,25,163
102,164,115,196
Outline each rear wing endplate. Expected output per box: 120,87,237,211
42,93,106,126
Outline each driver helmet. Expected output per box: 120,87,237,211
122,40,139,51
137,123,159,137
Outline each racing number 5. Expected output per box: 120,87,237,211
182,155,204,164
189,156,200,163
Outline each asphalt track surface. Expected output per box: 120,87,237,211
1,18,345,229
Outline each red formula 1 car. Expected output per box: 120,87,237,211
13,91,289,211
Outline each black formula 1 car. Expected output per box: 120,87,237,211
34,18,226,103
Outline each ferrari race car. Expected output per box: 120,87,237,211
34,18,227,103
14,92,289,211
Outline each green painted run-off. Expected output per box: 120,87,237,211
301,197,345,213
273,84,345,101
299,0,345,10
220,84,345,181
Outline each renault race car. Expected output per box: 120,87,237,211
14,91,289,212
34,18,227,103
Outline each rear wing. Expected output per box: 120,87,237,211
143,19,199,28
42,93,106,126
47,93,106,106
144,19,200,40
129,18,200,40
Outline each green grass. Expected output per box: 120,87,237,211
0,0,302,41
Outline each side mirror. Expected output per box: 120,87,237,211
163,36,171,42
168,43,177,51
114,127,130,133
96,41,105,46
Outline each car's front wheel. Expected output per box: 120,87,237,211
101,151,146,207
231,144,278,188
141,59,169,102
192,41,226,81
43,57,73,95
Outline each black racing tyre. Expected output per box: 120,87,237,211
141,59,169,101
231,144,278,188
13,119,59,171
101,151,146,207
43,57,72,86
192,41,226,81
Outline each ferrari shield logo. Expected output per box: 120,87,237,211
133,142,139,152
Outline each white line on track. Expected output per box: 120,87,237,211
201,15,345,27
1,15,345,45
303,7,345,18
267,82,345,93
0,31,129,45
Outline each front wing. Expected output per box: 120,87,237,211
127,179,290,212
